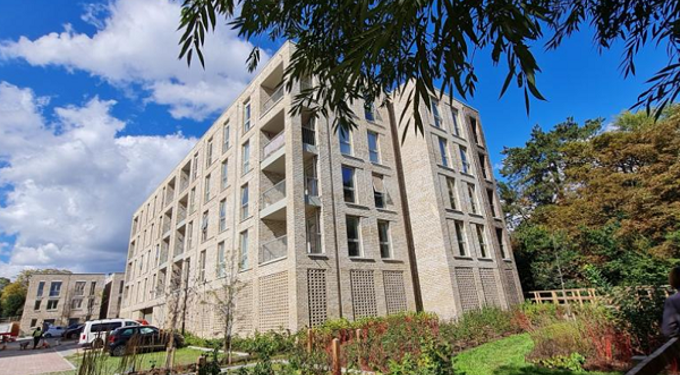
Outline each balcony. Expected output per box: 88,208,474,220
260,235,287,264
262,131,285,161
260,179,286,220
305,177,321,206
261,84,284,118
302,117,318,159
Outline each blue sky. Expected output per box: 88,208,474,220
0,0,670,276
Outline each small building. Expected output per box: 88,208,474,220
19,272,125,331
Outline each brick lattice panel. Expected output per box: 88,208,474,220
479,268,501,307
258,271,289,331
383,270,408,314
504,269,521,306
350,270,378,319
455,267,480,312
307,269,328,327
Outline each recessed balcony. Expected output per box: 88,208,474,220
305,176,320,206
260,234,287,264
261,130,286,173
260,179,286,220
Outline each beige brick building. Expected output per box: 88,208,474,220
120,42,522,337
20,273,125,331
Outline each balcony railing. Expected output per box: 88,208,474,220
305,177,318,199
162,218,172,236
261,179,286,210
260,235,287,264
177,204,187,223
302,126,316,146
260,85,284,117
262,131,285,160
307,233,322,254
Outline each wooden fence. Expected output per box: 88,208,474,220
528,288,598,305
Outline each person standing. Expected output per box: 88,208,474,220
662,267,680,337
31,326,43,349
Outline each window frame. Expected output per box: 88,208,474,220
454,220,467,257
243,100,251,133
239,230,249,270
431,98,442,128
474,224,489,258
339,127,352,155
222,122,230,153
367,131,380,163
342,166,356,203
467,183,479,214
437,137,449,167
221,159,229,189
219,199,227,232
459,146,471,174
446,177,457,210
241,141,250,174
346,216,362,257
378,220,392,259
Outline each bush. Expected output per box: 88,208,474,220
183,331,222,349
439,307,520,351
231,331,295,357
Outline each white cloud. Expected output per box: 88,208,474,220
0,0,266,121
0,82,196,278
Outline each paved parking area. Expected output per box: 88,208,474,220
0,339,76,375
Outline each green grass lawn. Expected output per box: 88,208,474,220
50,347,208,375
453,333,621,375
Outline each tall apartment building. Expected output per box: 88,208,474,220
120,42,522,336
20,273,125,331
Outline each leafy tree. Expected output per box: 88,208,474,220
177,0,679,136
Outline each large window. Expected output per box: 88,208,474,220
216,241,226,278
204,174,211,202
373,174,389,208
74,281,86,296
339,127,352,155
367,131,380,163
438,137,449,167
460,146,471,174
239,231,249,270
222,122,230,152
201,210,209,242
431,98,442,128
474,224,488,258
198,250,206,282
496,228,508,259
36,281,45,297
221,159,229,189
192,153,199,180
342,166,356,203
486,189,497,217
454,220,467,256
219,199,227,232
46,300,59,311
378,220,391,258
49,282,62,297
240,184,249,220
206,137,213,167
479,152,489,179
306,210,322,254
467,183,478,214
346,216,362,257
242,141,250,174
243,100,251,132
446,177,457,210
451,107,462,137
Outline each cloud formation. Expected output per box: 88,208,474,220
0,0,265,121
0,81,196,277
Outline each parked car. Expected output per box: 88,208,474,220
64,324,84,340
43,326,65,338
108,326,184,357
79,319,139,348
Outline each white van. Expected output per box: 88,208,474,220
79,319,139,347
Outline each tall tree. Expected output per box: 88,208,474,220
177,0,679,136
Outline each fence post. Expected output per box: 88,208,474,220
307,328,313,354
332,338,341,375
551,291,558,304
356,328,363,369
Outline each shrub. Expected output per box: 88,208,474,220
532,353,586,372
231,331,295,357
439,307,519,351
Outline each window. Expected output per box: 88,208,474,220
373,174,390,208
346,216,361,257
206,137,213,167
222,122,230,152
467,183,478,214
460,146,471,174
30,319,37,328
221,159,229,189
487,189,497,217
216,241,226,278
49,282,62,297
364,101,376,122
71,298,83,310
306,210,322,254
36,281,45,297
339,127,352,155
46,300,59,311
189,187,196,213
201,210,209,242
445,177,457,210
240,184,249,220
74,281,86,296
475,224,488,258
219,199,227,232
454,220,467,256
378,220,391,258
239,231,249,270
469,117,481,145
243,100,251,132
437,137,449,167
155,244,160,265
496,228,508,259
367,131,380,163
204,174,211,202
90,281,96,295
192,153,199,180
479,153,488,179
431,98,442,128
451,107,461,136
198,250,206,282
187,222,193,250
34,300,41,311
242,141,250,174
342,166,355,203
